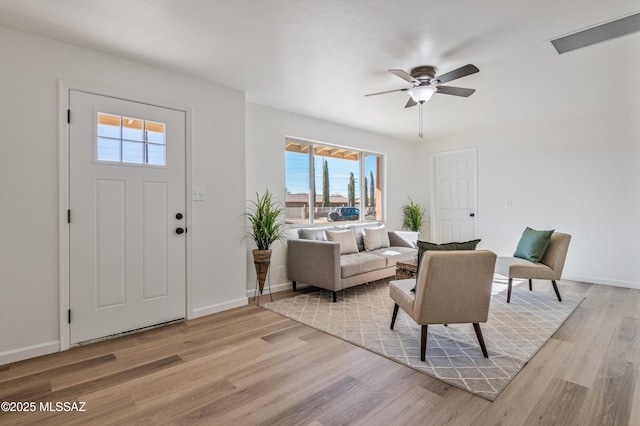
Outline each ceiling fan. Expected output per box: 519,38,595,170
365,63,479,138
365,63,479,108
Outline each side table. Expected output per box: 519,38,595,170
396,259,418,280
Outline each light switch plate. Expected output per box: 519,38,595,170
193,187,205,201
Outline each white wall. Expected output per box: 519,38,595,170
417,107,640,288
245,103,424,293
0,26,247,364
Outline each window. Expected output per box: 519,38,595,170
285,138,383,225
96,112,166,166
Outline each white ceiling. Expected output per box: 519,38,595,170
0,0,638,142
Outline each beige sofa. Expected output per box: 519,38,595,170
287,223,417,302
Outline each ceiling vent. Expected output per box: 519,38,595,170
549,11,640,54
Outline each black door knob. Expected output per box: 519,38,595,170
176,227,185,235
469,213,475,217
176,213,183,220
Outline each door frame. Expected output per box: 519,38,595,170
58,80,193,351
428,147,478,243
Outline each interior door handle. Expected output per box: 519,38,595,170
176,227,185,235
469,213,475,217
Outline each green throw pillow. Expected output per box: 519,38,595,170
412,239,481,292
513,227,554,263
416,239,481,271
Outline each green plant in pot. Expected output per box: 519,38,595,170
401,198,425,233
247,190,286,294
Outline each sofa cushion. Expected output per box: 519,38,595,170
348,223,381,252
514,227,554,263
369,246,417,267
340,252,387,278
325,229,359,255
362,225,390,251
298,228,326,241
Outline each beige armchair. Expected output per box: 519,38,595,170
389,250,497,361
495,232,571,303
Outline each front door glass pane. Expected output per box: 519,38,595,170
96,113,166,166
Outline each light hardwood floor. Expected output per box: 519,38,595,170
1,280,638,425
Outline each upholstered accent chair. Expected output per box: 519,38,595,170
495,232,571,303
389,250,497,361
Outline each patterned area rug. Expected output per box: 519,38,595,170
264,277,582,401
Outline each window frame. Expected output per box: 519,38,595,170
284,137,384,226
95,112,167,168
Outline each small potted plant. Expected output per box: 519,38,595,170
401,198,425,233
247,190,286,294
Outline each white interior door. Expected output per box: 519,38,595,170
69,90,186,344
430,148,478,243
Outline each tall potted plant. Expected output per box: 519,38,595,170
401,198,425,233
247,190,286,294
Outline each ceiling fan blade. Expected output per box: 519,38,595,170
404,97,417,108
436,86,476,97
389,69,418,84
364,88,408,97
435,64,479,84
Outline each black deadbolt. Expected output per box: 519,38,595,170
176,227,185,235
176,213,183,220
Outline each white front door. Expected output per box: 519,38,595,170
68,90,186,344
430,148,478,243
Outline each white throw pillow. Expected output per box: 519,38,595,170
325,229,359,254
362,226,390,251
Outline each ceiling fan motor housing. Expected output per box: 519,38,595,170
410,66,437,82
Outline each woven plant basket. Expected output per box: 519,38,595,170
253,249,272,293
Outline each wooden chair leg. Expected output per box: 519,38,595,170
473,323,489,358
552,280,562,302
332,291,337,303
421,325,428,361
390,303,399,330
507,278,513,303
529,279,533,291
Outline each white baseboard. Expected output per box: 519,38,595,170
3,297,251,365
191,297,248,319
245,280,308,298
563,274,640,290
0,340,59,366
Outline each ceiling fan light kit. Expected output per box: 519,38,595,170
365,64,479,138
408,85,437,103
